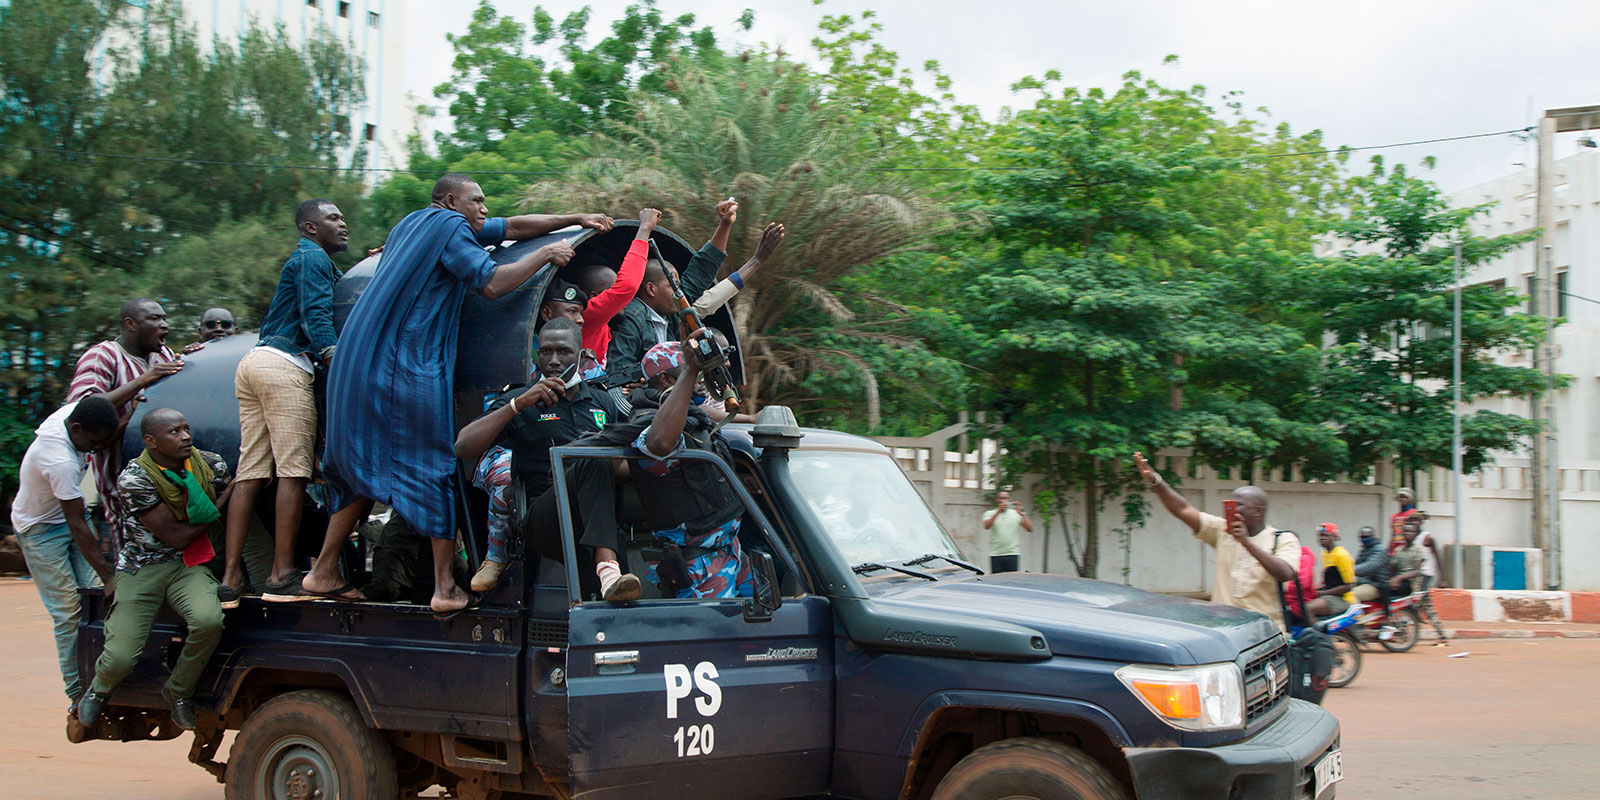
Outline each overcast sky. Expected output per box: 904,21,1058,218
402,0,1600,193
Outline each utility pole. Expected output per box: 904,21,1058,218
1532,105,1600,588
1451,243,1465,591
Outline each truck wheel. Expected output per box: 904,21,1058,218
1328,631,1362,688
1380,608,1422,653
224,689,398,800
930,737,1129,800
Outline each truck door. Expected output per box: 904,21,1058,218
555,449,834,800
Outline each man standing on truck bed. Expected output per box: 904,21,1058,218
1133,452,1300,630
67,298,184,546
77,408,230,731
301,173,613,615
9,395,121,711
219,199,349,606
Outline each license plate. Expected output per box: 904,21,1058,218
1313,748,1343,797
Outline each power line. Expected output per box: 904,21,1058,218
0,126,1537,176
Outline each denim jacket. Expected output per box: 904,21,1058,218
257,237,342,360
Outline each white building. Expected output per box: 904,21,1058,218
1429,148,1600,591
172,0,414,172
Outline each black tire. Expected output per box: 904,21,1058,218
930,737,1130,800
1380,608,1422,653
1328,631,1362,688
224,689,398,800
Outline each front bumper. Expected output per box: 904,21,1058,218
1123,699,1341,800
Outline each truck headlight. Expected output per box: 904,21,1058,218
1115,662,1243,732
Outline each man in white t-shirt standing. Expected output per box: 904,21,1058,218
982,490,1033,573
220,199,349,606
9,396,121,709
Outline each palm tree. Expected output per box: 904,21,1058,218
522,53,946,428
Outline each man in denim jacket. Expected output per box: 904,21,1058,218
218,199,348,606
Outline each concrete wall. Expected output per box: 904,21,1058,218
877,423,1600,592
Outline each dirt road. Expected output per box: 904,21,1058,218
2,577,1596,799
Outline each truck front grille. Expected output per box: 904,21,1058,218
1242,637,1290,726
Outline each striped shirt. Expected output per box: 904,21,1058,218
66,340,177,542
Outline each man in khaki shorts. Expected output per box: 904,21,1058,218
219,199,349,606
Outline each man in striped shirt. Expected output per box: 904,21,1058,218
66,298,184,545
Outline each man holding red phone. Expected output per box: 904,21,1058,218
1133,452,1301,631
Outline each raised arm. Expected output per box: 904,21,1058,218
1133,451,1203,533
505,213,613,241
584,210,658,334
642,331,707,458
691,221,785,317
710,199,736,254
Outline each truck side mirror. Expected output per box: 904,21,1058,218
743,550,782,622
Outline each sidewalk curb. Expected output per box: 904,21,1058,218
1422,629,1600,640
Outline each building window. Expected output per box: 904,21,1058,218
1558,270,1569,319
364,124,376,142
368,11,380,27
339,2,350,18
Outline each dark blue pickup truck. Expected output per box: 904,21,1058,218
70,224,1340,800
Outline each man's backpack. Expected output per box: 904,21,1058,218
1275,531,1334,705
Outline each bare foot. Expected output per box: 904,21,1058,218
300,567,347,596
431,584,472,615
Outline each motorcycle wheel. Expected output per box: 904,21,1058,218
1328,631,1362,687
1380,608,1422,653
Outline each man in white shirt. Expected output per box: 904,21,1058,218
9,396,121,708
982,490,1033,573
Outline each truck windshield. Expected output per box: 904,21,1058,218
788,450,964,570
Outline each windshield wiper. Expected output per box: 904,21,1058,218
903,553,984,574
851,561,937,581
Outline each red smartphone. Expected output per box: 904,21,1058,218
1222,500,1240,531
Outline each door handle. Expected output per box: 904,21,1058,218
594,650,640,667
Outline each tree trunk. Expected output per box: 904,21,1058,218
1082,361,1098,579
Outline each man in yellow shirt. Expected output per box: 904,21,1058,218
1133,453,1300,631
1310,523,1355,618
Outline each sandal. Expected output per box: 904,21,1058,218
301,581,368,602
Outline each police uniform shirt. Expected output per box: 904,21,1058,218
486,380,619,496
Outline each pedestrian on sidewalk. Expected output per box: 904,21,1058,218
8,396,121,710
1133,452,1300,631
982,490,1031,573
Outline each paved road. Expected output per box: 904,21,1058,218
2,577,1596,799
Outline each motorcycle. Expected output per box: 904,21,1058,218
1315,605,1363,689
1348,589,1426,653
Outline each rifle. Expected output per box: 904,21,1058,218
649,239,741,412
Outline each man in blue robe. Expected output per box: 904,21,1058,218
301,173,612,615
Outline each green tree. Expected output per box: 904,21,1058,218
524,51,949,428
0,0,365,495
965,72,1343,577
1292,159,1551,483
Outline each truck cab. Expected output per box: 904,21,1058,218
71,222,1340,800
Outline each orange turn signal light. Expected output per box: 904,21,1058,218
1130,680,1202,719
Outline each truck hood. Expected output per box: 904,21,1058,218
871,572,1281,665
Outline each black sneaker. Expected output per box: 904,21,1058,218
166,691,197,731
217,583,244,610
77,689,107,726
262,570,314,603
